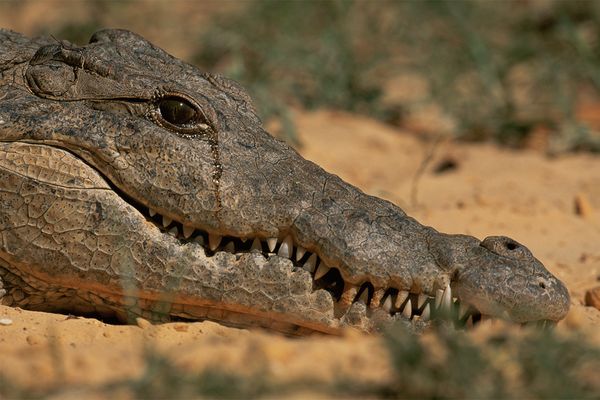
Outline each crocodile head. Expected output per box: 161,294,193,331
0,29,569,334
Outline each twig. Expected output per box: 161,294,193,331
410,135,443,208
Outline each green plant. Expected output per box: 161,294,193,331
194,0,600,152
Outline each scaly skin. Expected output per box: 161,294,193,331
0,29,569,335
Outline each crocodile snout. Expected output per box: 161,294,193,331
451,235,571,323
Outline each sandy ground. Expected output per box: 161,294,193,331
0,110,599,394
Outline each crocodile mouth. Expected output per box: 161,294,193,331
132,200,529,331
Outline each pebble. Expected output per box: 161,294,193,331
172,324,189,332
574,193,593,218
0,318,12,326
136,317,152,329
26,334,44,345
584,286,600,311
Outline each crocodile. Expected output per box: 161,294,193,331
0,29,570,335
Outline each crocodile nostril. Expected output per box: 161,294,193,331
539,282,546,289
505,241,518,251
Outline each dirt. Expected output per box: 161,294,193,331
0,109,599,394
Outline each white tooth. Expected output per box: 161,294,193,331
277,235,293,258
313,262,329,280
459,302,470,319
240,237,248,243
357,288,369,304
149,208,157,217
537,320,546,329
162,216,172,227
417,293,428,309
182,225,195,239
302,253,317,273
434,288,444,309
266,237,278,252
295,246,306,261
421,303,431,321
167,226,178,237
395,290,409,309
250,238,262,252
208,234,222,251
442,284,452,311
382,295,392,312
223,241,235,253
402,299,412,319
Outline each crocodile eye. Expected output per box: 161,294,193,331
158,97,197,126
151,93,214,135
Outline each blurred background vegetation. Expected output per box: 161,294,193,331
194,0,600,152
2,0,600,152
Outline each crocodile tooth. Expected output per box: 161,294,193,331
466,315,474,329
402,299,412,319
356,286,369,305
266,237,278,252
421,303,431,321
182,225,195,239
382,294,392,312
277,235,293,258
149,208,157,217
193,235,205,246
240,238,248,243
162,216,172,228
314,263,330,280
458,302,469,319
340,285,358,306
417,293,428,309
395,290,409,309
208,234,222,251
434,288,444,309
223,241,235,253
371,288,384,306
537,320,546,329
295,246,306,261
250,238,262,252
303,253,318,273
441,284,452,311
167,226,178,237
